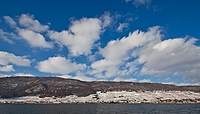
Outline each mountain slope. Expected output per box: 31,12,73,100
0,77,200,98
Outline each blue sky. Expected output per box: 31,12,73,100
0,0,200,85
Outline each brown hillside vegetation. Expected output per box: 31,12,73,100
0,77,200,98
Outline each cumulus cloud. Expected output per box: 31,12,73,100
2,13,200,83
48,13,111,56
91,59,119,78
0,65,15,72
3,16,17,28
101,26,161,60
18,14,49,33
139,79,152,83
17,14,53,48
3,13,110,51
90,26,162,79
0,51,31,72
138,37,200,82
0,51,31,66
36,56,86,74
89,26,200,83
56,74,72,79
0,74,11,78
14,73,35,77
175,82,200,86
19,29,53,48
0,29,18,43
2,15,53,48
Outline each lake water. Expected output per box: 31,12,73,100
0,104,200,114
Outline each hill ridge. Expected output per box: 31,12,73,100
0,77,200,98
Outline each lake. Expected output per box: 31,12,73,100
0,104,200,114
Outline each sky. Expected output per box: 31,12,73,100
0,0,200,85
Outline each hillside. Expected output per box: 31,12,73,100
0,77,200,98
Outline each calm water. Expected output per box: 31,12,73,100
0,104,200,114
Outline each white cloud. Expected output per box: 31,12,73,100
89,25,200,83
101,26,161,60
91,59,118,71
48,13,111,56
36,56,86,74
73,75,96,81
0,29,18,44
2,14,52,48
2,13,200,84
3,13,110,51
125,0,152,6
0,65,14,72
134,0,152,6
101,12,112,28
125,0,132,2
56,74,72,79
175,82,200,86
18,14,49,33
117,23,129,32
14,73,35,77
0,51,31,73
138,37,200,83
91,59,119,78
139,79,152,83
91,26,162,79
0,51,31,66
3,16,17,28
161,81,200,86
19,29,53,48
0,74,11,78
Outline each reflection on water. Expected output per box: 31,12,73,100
0,104,200,114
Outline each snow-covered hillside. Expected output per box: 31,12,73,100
1,91,200,104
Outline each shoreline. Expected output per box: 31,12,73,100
1,91,200,104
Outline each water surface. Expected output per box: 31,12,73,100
0,104,200,114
